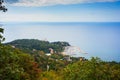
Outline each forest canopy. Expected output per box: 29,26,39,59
5,39,70,53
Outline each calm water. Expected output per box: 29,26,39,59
1,22,120,62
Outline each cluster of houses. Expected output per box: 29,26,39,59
11,45,86,62
45,48,86,61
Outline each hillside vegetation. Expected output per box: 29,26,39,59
5,39,70,53
1,44,120,80
0,28,120,80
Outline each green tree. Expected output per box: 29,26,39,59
18,53,42,80
40,70,62,80
62,57,120,80
0,28,5,43
0,0,7,12
0,45,42,80
5,39,70,53
0,45,24,80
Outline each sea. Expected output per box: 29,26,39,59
1,22,120,62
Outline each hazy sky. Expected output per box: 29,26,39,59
0,0,120,22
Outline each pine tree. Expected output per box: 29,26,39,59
0,0,7,12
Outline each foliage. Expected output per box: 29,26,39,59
0,45,42,80
33,52,71,71
1,44,120,80
1,28,120,80
62,57,120,80
40,70,62,80
0,0,7,12
0,28,5,43
0,45,22,80
5,39,70,53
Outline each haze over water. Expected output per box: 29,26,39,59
2,22,120,62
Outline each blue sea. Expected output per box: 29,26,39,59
1,22,120,62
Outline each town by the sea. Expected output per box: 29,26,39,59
1,22,120,62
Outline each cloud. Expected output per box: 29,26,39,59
7,0,120,7
6,0,19,4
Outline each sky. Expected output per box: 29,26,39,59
0,0,120,22
0,0,120,61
